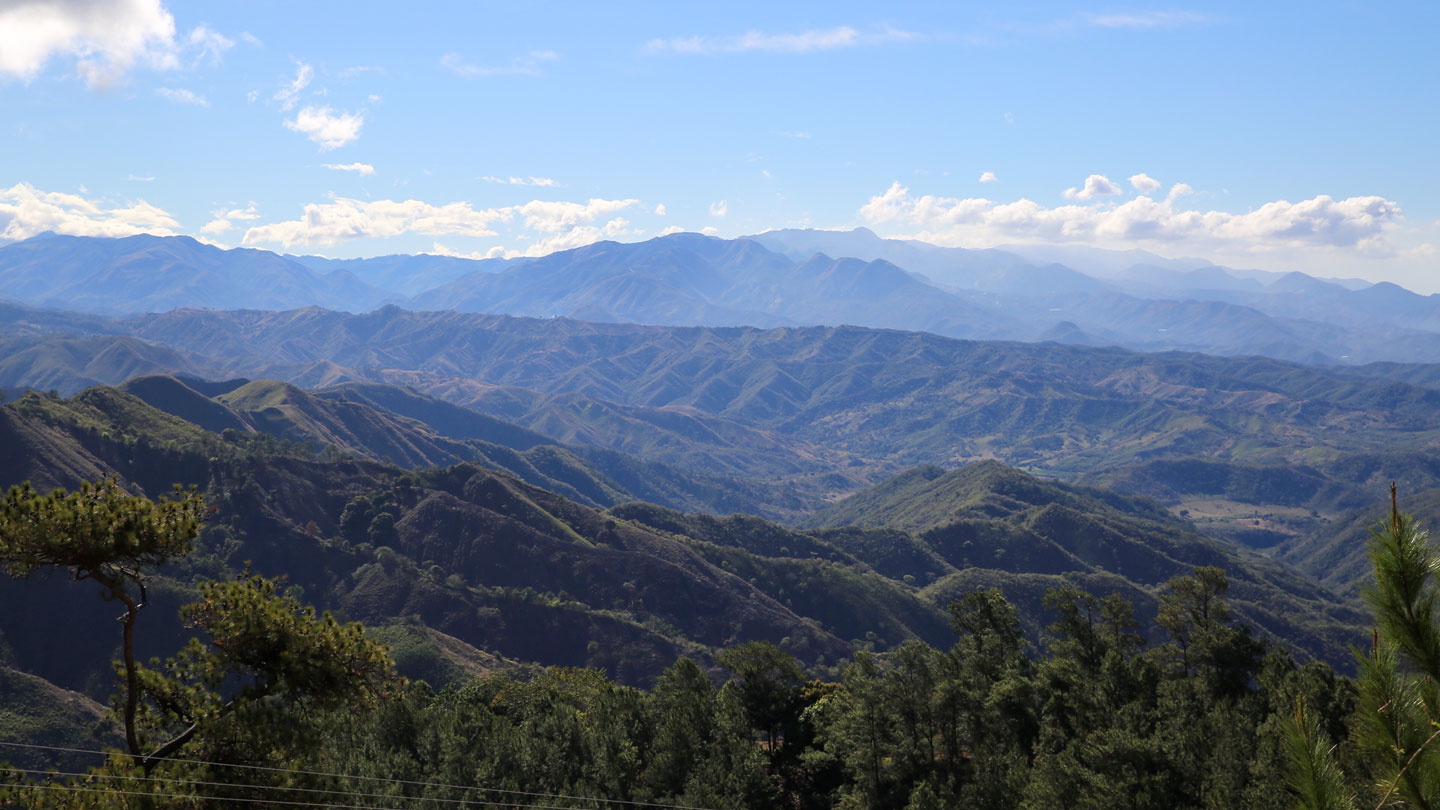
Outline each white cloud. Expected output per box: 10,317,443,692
658,225,683,236
186,24,232,64
199,203,259,236
239,31,262,48
243,197,509,247
0,0,178,88
700,226,719,235
241,195,639,250
860,180,1409,260
654,203,667,216
324,162,376,176
285,106,364,150
514,198,639,233
127,173,154,182
442,50,558,78
709,200,728,217
0,182,179,239
512,216,633,257
155,86,206,106
645,25,917,55
978,171,997,183
1084,11,1215,29
481,175,557,186
1063,174,1122,201
428,241,501,260
1129,173,1161,193
273,62,312,110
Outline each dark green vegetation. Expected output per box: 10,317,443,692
5,256,1439,804
1285,493,1440,810
0,382,1368,692
8,300,1440,544
0,500,1360,810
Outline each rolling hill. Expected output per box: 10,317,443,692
7,304,1440,529
0,386,1368,705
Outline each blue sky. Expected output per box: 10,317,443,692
1,1,1437,288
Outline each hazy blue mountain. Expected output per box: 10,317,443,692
287,252,525,296
409,232,1025,339
10,230,1440,363
749,227,1105,295
742,229,1440,363
0,233,391,314
996,242,1215,277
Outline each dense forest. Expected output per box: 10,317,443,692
0,476,1355,809
2,331,1439,808
2,479,1430,808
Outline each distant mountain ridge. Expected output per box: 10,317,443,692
8,229,1440,363
0,233,393,314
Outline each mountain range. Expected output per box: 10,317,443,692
8,229,1440,364
5,302,1440,559
0,381,1368,704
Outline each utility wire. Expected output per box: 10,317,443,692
0,765,598,810
0,741,721,810
3,779,454,810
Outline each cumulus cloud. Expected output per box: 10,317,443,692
709,200,728,217
859,180,1408,259
442,50,557,78
1129,173,1161,193
654,203,667,216
514,198,639,233
658,225,684,236
324,162,376,176
481,175,557,186
0,0,177,87
1063,174,1122,201
0,2,241,88
978,171,997,183
514,216,633,258
285,106,364,150
155,86,206,106
700,226,719,236
428,241,504,260
0,182,179,239
241,195,640,250
273,62,312,110
199,203,259,235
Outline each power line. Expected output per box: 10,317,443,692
0,741,722,810
0,765,596,810
3,779,449,810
